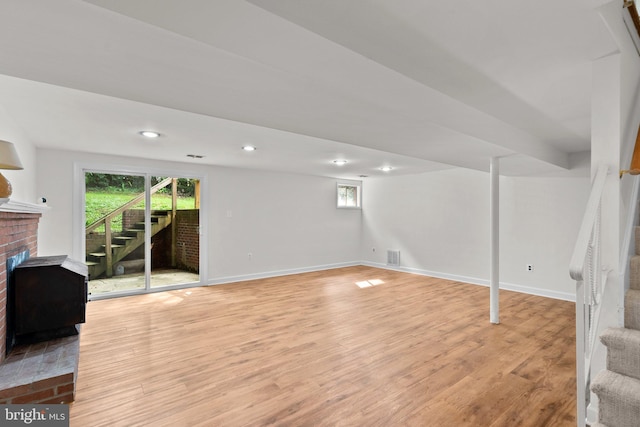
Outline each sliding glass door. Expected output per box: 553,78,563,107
85,172,147,296
149,176,200,289
83,170,200,298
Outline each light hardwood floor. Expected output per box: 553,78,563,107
70,266,576,426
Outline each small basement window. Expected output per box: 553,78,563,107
337,183,361,209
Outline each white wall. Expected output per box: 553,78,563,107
361,168,490,281
361,165,590,300
34,147,591,300
618,21,640,277
499,172,589,297
35,148,362,283
208,167,362,280
587,4,640,418
35,146,591,299
0,103,37,202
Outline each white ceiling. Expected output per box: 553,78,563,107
0,0,618,178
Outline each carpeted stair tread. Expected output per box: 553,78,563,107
630,255,640,290
600,327,640,380
593,226,640,425
625,289,640,330
591,370,640,427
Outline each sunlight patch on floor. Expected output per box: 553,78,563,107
356,279,384,288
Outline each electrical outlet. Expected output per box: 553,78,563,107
527,264,533,272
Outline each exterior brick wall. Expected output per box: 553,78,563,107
122,209,144,231
0,212,41,364
122,209,199,272
176,210,199,272
85,232,104,255
151,226,171,269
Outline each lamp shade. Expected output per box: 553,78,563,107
0,140,23,170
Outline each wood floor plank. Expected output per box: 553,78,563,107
69,266,576,426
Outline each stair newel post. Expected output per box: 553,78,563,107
490,157,500,324
171,178,177,268
105,219,113,278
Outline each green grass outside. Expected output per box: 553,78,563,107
86,191,196,231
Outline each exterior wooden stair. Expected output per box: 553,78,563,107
86,211,172,279
85,177,176,280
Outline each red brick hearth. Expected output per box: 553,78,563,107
0,208,80,404
0,337,79,404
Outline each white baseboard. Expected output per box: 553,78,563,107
206,261,575,302
360,261,575,302
92,261,574,302
205,261,361,286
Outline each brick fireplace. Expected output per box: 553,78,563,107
0,211,40,362
0,205,80,404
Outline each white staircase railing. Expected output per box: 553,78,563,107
569,164,610,427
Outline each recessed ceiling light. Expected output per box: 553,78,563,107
380,166,393,172
139,130,161,138
333,159,348,166
242,145,256,151
186,154,205,159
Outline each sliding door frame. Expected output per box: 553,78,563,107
73,161,207,300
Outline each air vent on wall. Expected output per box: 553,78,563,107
387,250,400,266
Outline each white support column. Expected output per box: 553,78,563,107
490,157,500,324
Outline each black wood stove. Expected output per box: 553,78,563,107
13,255,88,344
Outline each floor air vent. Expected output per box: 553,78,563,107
387,250,400,266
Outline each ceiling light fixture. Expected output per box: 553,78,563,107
380,166,393,172
242,145,256,151
139,130,161,138
333,159,348,166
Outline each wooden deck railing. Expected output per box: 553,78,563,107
85,177,174,234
